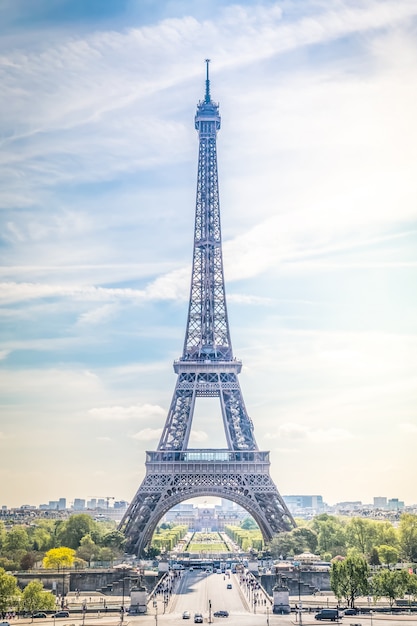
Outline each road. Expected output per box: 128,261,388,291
169,570,248,617
7,569,417,626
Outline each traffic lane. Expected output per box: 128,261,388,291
170,570,248,618
170,569,210,615
208,572,249,616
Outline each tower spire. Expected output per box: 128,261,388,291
205,58,211,103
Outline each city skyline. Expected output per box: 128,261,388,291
1,0,417,508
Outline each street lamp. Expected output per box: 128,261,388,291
61,569,65,609
153,600,158,626
266,604,270,626
294,562,302,625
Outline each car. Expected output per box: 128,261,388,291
54,612,70,618
183,611,191,619
343,608,359,616
32,613,47,619
314,609,340,621
213,610,229,618
194,613,203,623
226,583,232,589
0,621,10,626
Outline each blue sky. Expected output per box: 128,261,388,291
1,0,417,509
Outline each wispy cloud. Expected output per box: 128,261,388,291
88,404,165,421
131,428,163,442
266,422,354,443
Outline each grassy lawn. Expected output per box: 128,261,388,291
187,532,229,553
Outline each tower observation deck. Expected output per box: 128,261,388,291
119,61,295,556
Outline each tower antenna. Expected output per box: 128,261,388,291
205,58,211,103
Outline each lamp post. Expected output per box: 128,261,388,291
153,600,158,626
61,569,65,609
295,562,302,626
266,604,270,626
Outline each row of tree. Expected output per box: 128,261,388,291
224,525,264,551
151,525,188,552
330,552,417,608
0,569,56,618
0,515,126,571
268,513,417,564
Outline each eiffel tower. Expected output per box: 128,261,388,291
119,61,295,556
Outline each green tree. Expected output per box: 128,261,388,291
143,546,161,559
377,544,399,567
0,568,21,617
76,535,97,566
330,552,369,608
398,514,417,562
58,514,99,550
95,547,115,564
374,521,398,548
0,523,5,550
346,518,377,555
369,547,380,566
43,547,75,569
241,518,259,530
403,571,417,607
30,526,53,552
269,533,299,559
372,569,407,608
312,515,347,557
292,527,318,554
22,581,55,617
20,552,39,571
101,530,126,551
4,526,30,554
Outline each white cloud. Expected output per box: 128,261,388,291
190,430,208,443
266,422,354,443
88,404,165,421
77,304,119,326
131,428,163,442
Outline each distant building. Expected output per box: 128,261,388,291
373,497,387,509
58,498,67,510
388,498,404,511
87,499,97,509
73,498,86,511
114,500,129,509
335,501,362,511
283,495,324,516
163,502,246,530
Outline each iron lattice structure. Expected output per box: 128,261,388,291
119,62,295,555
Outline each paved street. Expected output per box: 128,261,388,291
6,570,417,626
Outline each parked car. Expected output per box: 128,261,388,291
0,621,10,626
314,609,341,621
194,613,203,623
213,610,229,617
32,613,47,619
54,612,70,618
183,611,191,619
226,583,232,589
343,608,358,616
